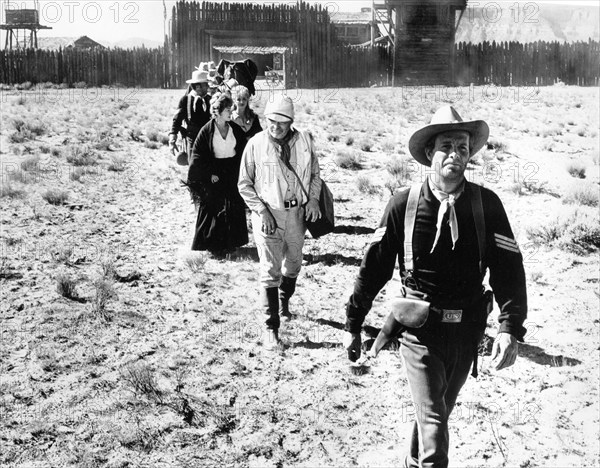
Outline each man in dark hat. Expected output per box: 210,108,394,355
169,69,212,165
343,106,528,467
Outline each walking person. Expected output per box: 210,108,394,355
238,96,322,349
186,92,249,257
343,106,528,467
232,85,263,141
169,68,212,165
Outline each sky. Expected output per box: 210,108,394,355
0,0,598,45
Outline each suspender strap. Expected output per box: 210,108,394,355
403,184,421,271
403,182,486,276
469,183,486,278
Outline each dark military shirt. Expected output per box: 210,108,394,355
345,179,528,341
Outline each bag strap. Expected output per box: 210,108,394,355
287,161,310,200
403,184,421,271
403,182,486,276
469,183,486,277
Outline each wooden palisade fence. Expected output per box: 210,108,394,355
455,40,600,86
0,47,169,88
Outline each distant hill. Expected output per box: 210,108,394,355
456,4,599,44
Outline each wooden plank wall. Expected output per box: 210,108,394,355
169,0,336,89
454,40,600,86
0,47,169,87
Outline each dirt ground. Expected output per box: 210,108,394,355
0,84,598,467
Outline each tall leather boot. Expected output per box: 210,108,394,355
260,287,280,349
279,276,297,322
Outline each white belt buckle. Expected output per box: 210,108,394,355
441,309,463,323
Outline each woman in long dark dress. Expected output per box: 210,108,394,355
187,92,248,256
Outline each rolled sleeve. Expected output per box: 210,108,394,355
238,142,268,214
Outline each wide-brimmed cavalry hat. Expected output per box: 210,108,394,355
186,70,209,84
264,96,294,123
408,106,489,166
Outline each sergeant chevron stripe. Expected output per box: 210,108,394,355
494,233,520,253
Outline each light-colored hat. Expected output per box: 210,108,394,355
264,96,294,123
408,106,489,166
186,70,209,84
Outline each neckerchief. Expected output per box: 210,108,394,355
268,129,296,170
428,178,465,253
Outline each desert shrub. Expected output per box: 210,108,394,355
356,175,379,195
51,147,62,157
487,138,507,153
9,170,30,184
92,278,117,320
56,273,77,299
42,189,68,205
521,179,554,196
345,135,355,146
8,129,31,143
335,150,362,170
20,155,40,171
509,183,523,196
184,252,206,273
108,156,127,172
129,128,143,141
386,155,418,185
73,81,87,89
359,140,373,152
563,182,598,207
144,141,160,150
527,209,600,254
16,81,33,90
0,183,26,199
381,137,396,153
122,363,162,399
327,133,340,142
566,161,586,179
66,145,97,166
101,257,117,280
159,134,170,145
40,145,52,154
146,129,161,142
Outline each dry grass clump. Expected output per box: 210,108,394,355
386,155,418,185
527,209,600,254
56,273,77,299
42,189,69,205
486,138,508,153
92,277,117,320
144,140,161,150
566,161,586,179
345,135,355,146
335,150,363,170
359,140,373,152
20,154,41,171
66,145,98,166
1,183,26,199
184,252,206,273
563,182,598,207
108,155,127,172
356,175,379,195
122,363,163,402
9,118,46,143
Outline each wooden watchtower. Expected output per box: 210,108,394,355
372,0,467,85
0,0,51,49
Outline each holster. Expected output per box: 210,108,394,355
389,287,430,329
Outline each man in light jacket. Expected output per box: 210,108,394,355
238,96,322,349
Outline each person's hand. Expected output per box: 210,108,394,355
491,332,518,370
211,175,219,183
261,210,277,235
305,199,321,222
169,140,179,156
343,332,361,362
169,137,178,157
